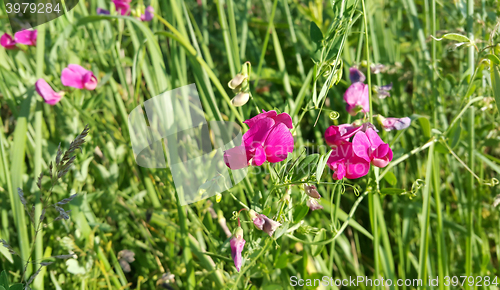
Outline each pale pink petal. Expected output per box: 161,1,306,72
35,79,62,105
230,232,245,272
344,82,369,116
307,198,323,211
83,72,98,90
365,128,384,149
223,146,250,170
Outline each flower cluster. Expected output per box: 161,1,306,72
1,30,37,49
325,123,392,180
224,110,294,170
36,64,98,105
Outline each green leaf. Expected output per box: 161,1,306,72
486,54,500,66
380,188,405,195
311,229,326,256
9,284,23,290
491,65,500,113
411,114,431,138
309,22,323,43
383,171,398,186
274,222,289,240
316,150,333,183
432,33,470,43
0,285,6,290
274,253,288,269
292,154,319,182
293,204,309,223
0,271,8,289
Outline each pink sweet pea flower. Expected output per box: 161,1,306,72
344,82,369,116
307,198,323,211
352,128,393,168
140,6,154,21
324,124,362,147
112,0,130,16
224,110,294,169
230,227,245,272
379,116,411,131
1,33,16,49
327,142,370,180
349,67,365,83
14,30,37,46
61,64,98,90
35,79,62,105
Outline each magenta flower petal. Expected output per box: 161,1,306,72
14,30,37,46
230,228,245,272
112,0,130,15
349,67,366,83
140,6,154,21
325,124,361,146
250,146,266,166
61,64,98,90
263,123,294,163
344,82,369,116
1,33,16,49
242,117,274,148
331,162,346,180
243,110,277,128
273,112,293,129
344,156,370,179
35,79,62,105
352,132,371,163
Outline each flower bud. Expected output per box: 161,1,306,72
251,213,281,237
307,198,323,211
304,184,321,199
228,74,248,90
231,92,250,107
230,227,245,272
